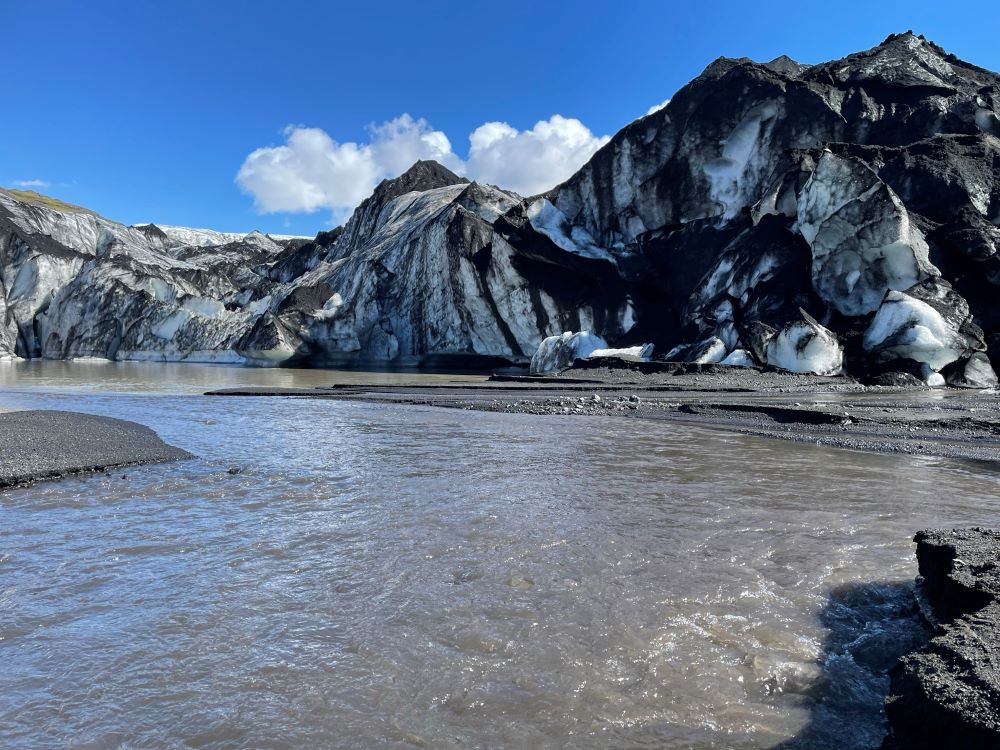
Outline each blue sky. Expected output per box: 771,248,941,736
4,1,999,236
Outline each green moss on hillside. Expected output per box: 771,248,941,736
0,188,95,215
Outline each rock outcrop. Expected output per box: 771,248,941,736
883,528,1000,749
1,32,999,379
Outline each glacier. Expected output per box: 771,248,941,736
1,33,999,386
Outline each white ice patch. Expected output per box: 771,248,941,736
146,278,176,303
666,336,728,364
530,331,607,373
151,310,190,341
589,344,654,360
720,349,755,367
926,371,946,387
766,318,843,376
703,101,780,220
313,292,345,321
796,152,937,316
181,296,226,319
246,295,272,317
526,199,615,262
862,291,963,371
975,108,1000,136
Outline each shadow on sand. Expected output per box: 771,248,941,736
771,581,930,750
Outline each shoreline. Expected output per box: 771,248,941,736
0,410,192,489
206,366,1000,464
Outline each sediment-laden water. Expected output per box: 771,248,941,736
1,362,999,749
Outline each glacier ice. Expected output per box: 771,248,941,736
589,343,654,361
666,337,728,364
2,33,1000,380
703,100,781,220
765,311,843,376
720,349,755,367
530,331,608,374
796,152,939,316
862,281,982,372
525,199,614,262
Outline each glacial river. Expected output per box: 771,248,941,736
1,362,999,749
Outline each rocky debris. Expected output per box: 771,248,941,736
883,528,1000,749
208,366,1000,462
0,410,191,488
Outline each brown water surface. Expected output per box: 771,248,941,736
1,362,998,749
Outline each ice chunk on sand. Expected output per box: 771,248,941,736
530,331,608,373
766,311,843,376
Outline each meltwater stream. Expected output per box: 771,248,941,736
1,363,1000,749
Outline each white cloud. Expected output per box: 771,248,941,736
236,115,460,223
14,179,50,189
466,115,610,196
365,115,463,177
645,99,671,116
237,113,609,222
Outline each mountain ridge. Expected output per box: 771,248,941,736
0,31,997,385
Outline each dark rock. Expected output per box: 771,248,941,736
883,529,1000,749
943,353,999,389
866,371,926,387
742,320,778,365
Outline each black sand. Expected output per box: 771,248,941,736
207,366,1000,463
0,410,192,489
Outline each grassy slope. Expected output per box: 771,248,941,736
0,188,96,215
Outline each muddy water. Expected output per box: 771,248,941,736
1,363,999,749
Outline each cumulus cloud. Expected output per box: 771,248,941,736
237,113,609,222
465,115,610,196
14,179,50,189
236,115,460,222
645,99,671,116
